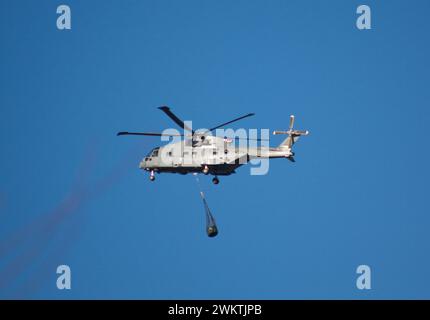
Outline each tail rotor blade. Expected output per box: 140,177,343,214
293,130,309,136
289,115,295,131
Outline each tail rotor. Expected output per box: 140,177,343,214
273,115,309,160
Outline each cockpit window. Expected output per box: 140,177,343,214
146,147,160,157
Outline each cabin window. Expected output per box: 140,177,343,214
147,147,160,157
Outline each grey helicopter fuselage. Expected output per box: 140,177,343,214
140,134,294,176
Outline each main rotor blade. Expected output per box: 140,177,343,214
208,113,255,132
117,131,183,137
158,106,194,134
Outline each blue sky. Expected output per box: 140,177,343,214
1,0,430,299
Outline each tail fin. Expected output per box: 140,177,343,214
273,115,309,149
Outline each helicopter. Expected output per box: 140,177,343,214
117,106,309,184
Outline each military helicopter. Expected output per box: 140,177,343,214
117,106,309,184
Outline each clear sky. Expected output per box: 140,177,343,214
1,0,430,299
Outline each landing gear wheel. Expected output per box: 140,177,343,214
212,177,219,185
150,175,155,181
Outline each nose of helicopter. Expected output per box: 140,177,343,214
139,159,147,169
